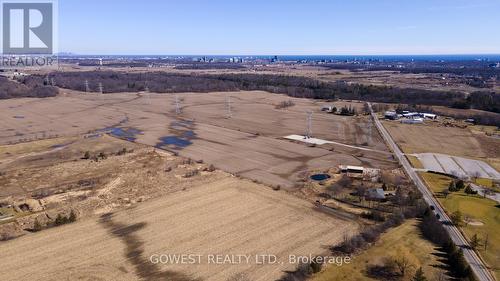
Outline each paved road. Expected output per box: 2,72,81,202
368,103,495,281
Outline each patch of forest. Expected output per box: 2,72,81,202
12,71,500,125
0,76,58,99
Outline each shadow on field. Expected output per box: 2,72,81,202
99,213,201,281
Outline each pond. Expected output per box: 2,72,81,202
310,174,331,181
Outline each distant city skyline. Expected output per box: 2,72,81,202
59,0,500,55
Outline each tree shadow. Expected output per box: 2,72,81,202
416,226,460,280
99,213,201,281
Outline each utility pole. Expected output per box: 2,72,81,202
225,94,232,119
306,111,312,138
144,81,151,105
98,82,103,94
367,120,372,145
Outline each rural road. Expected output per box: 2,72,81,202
368,103,495,281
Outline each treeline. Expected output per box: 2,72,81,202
79,62,150,68
400,67,499,80
0,77,58,99
420,210,477,280
22,71,499,123
466,91,500,113
41,71,468,108
322,62,500,80
374,102,500,126
29,71,241,93
203,74,499,115
174,63,246,70
279,186,428,281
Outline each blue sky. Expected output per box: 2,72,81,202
59,0,500,55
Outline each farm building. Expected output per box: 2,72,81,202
321,105,336,113
384,111,398,120
366,188,386,200
401,118,424,124
423,113,438,120
340,165,364,174
339,165,381,181
339,165,365,178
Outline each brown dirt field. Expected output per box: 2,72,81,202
0,177,357,281
0,91,396,188
382,121,500,160
0,135,140,198
0,135,227,215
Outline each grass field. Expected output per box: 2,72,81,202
475,178,494,188
312,219,447,281
406,155,424,169
420,172,500,279
469,125,499,136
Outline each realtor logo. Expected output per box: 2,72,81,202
1,1,55,54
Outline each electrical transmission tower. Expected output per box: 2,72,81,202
225,94,232,118
305,111,313,138
367,120,372,145
84,80,90,93
98,82,103,94
175,95,181,115
144,82,151,105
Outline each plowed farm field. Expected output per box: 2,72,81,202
0,177,357,281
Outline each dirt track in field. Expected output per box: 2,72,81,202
0,177,357,281
0,90,396,188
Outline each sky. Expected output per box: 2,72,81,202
58,0,500,55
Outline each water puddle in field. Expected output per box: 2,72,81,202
156,120,196,150
107,127,143,142
310,174,331,181
157,136,192,148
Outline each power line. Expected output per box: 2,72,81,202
367,120,372,145
144,81,151,105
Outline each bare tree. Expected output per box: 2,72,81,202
470,234,481,250
450,210,463,227
395,255,413,277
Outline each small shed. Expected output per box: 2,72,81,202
366,188,386,200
